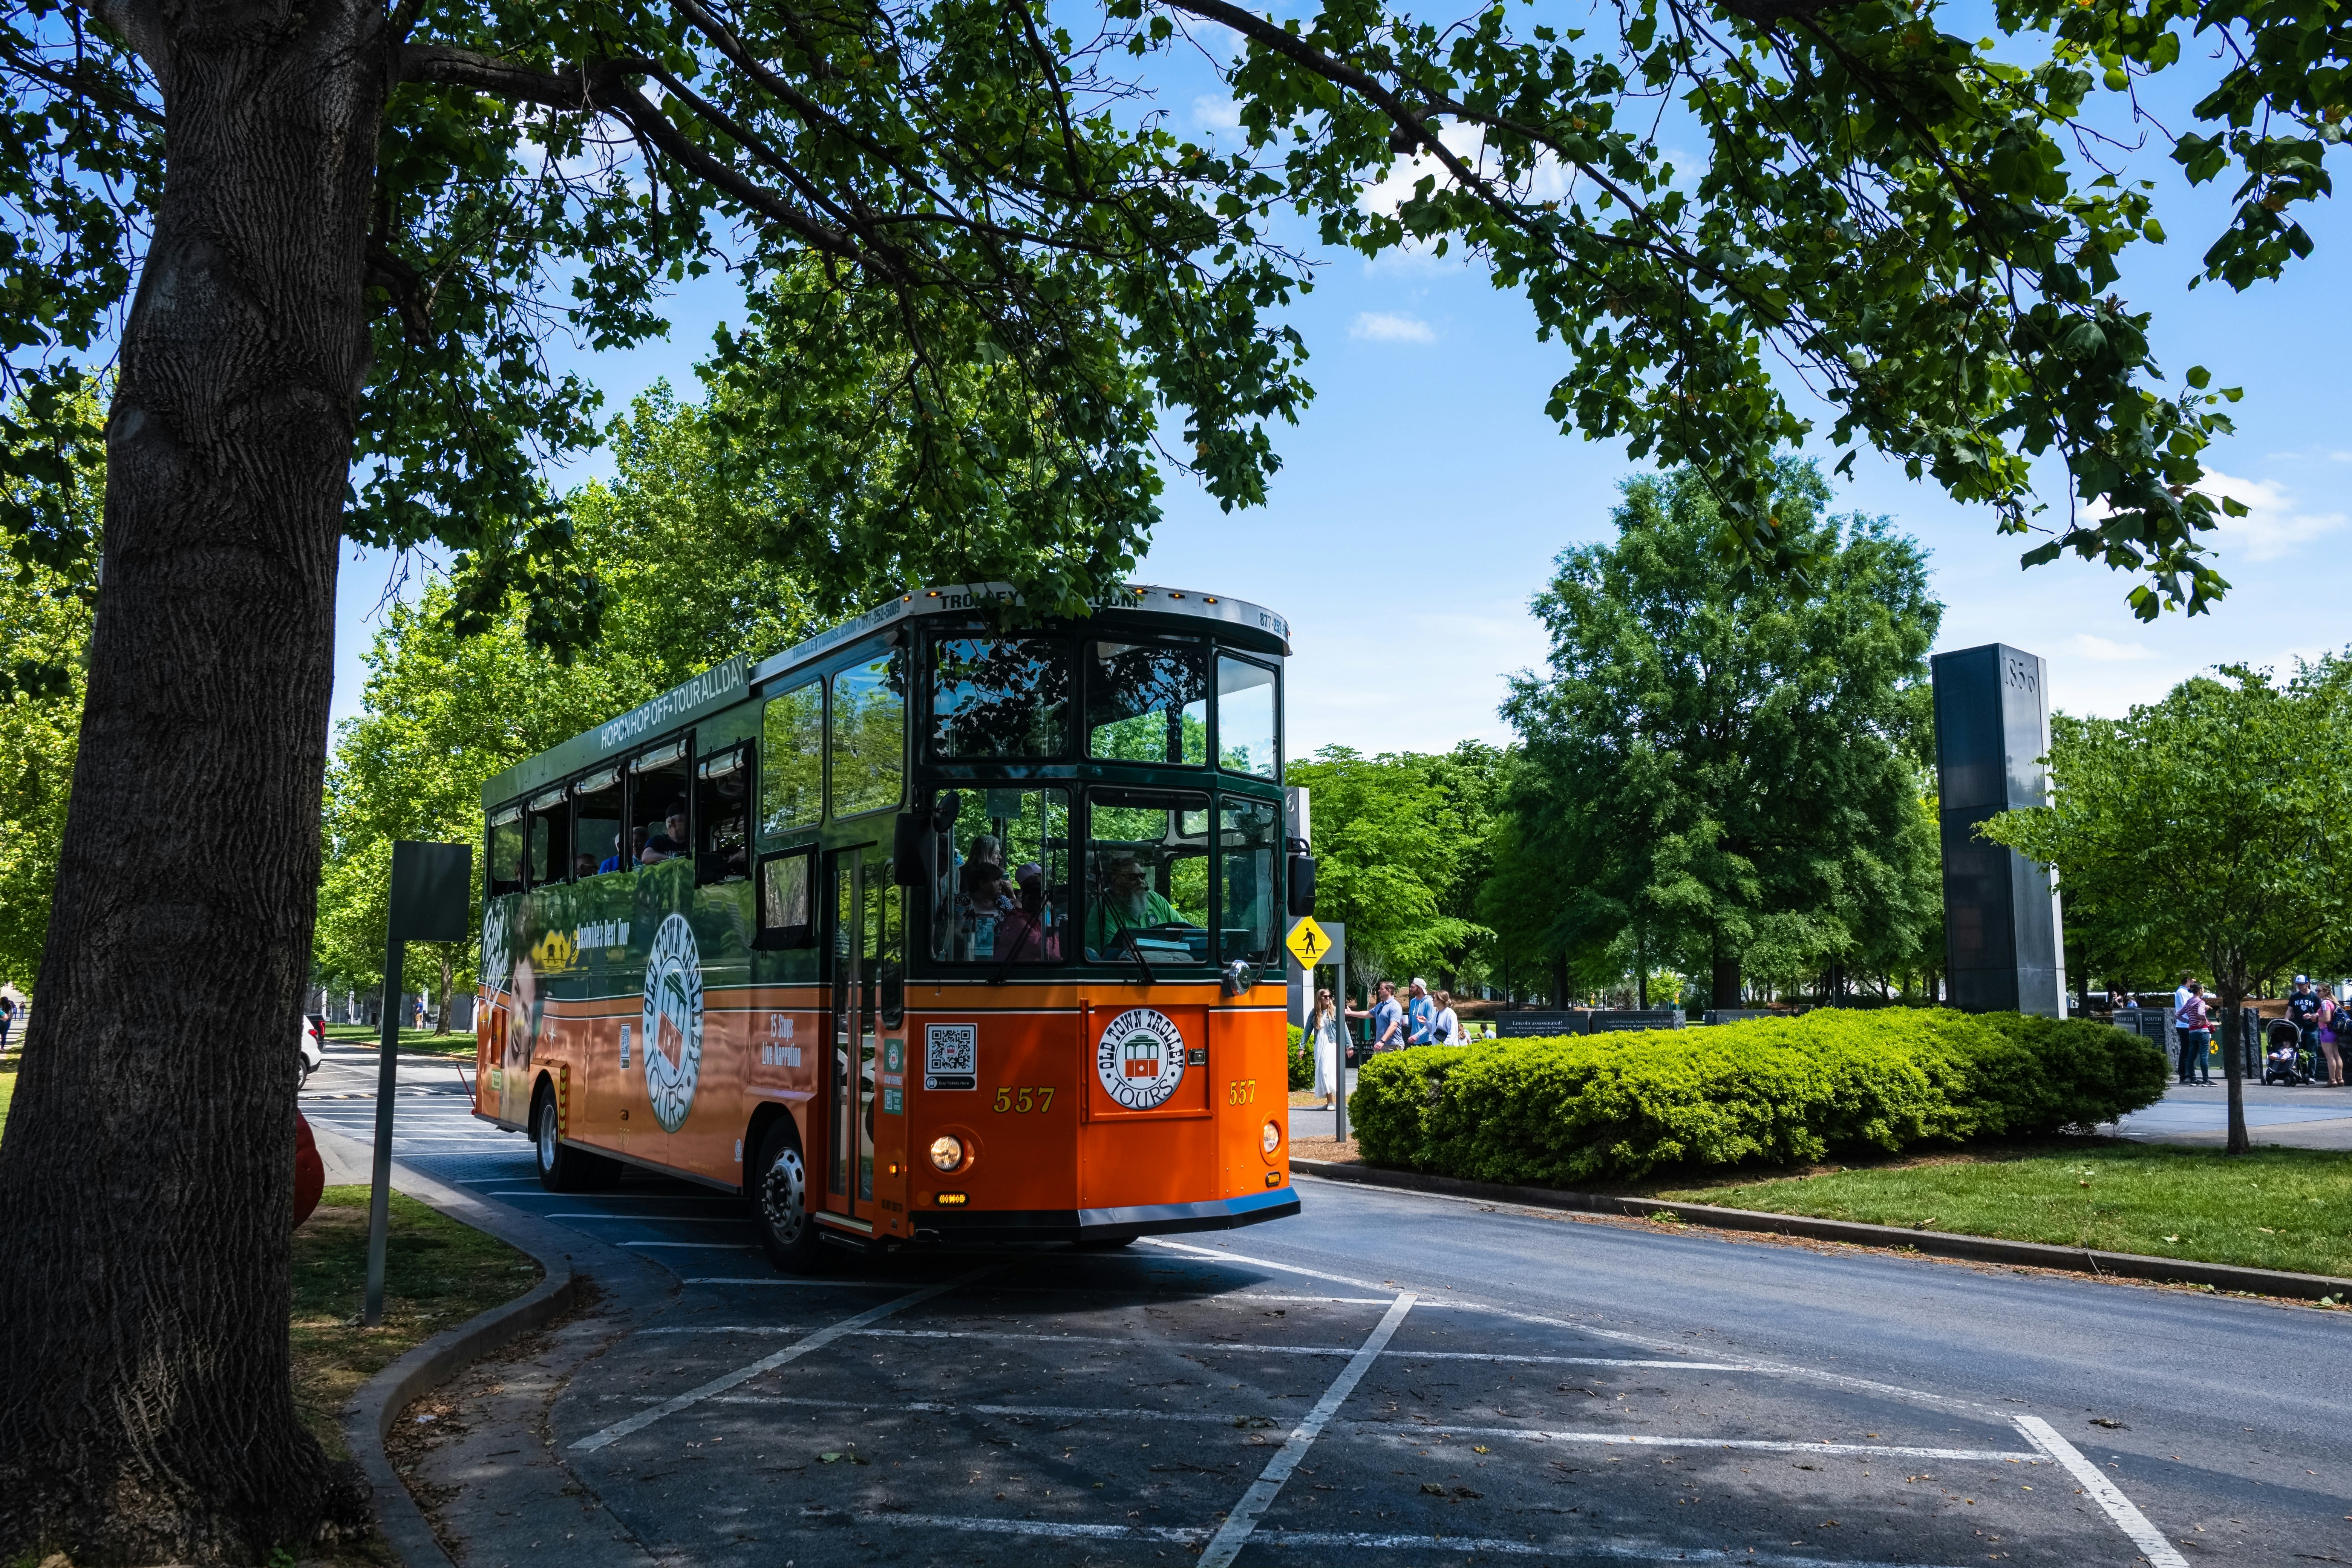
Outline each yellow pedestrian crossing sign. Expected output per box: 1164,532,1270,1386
1285,916,1332,968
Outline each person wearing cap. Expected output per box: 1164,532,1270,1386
2287,977,2325,1071
1406,978,1436,1045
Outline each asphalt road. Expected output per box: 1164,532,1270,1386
305,1045,2352,1566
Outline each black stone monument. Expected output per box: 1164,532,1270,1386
1930,643,2065,1018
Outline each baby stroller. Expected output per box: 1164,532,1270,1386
2262,1018,2313,1086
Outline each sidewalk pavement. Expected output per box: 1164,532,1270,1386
2109,1081,2352,1151
311,1123,677,1568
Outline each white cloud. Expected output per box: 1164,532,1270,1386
1349,311,1435,344
1192,95,1240,131
2067,633,2156,663
2201,470,2347,561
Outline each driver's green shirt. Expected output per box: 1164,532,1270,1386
1087,889,1182,955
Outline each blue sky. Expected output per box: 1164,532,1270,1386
328,10,2352,758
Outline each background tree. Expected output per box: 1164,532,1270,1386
315,384,826,1022
1283,744,1495,996
1981,662,2352,1153
1501,462,1943,1012
0,0,2340,1553
0,390,101,988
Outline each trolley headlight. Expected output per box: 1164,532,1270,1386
929,1134,966,1173
1262,1120,1282,1156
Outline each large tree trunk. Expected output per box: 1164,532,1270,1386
435,946,455,1035
0,6,387,1559
1710,936,1740,1014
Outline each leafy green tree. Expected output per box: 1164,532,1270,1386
0,0,2340,1551
316,386,826,1020
1981,663,2352,1153
0,394,101,988
1501,463,1943,1012
1286,744,1494,995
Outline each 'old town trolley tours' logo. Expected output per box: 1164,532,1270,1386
1094,1007,1187,1110
642,913,705,1132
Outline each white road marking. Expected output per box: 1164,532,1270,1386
1350,1424,2042,1461
570,1266,994,1453
674,1277,914,1288
604,1391,1291,1426
543,1213,750,1222
1197,1292,1418,1568
1143,1236,1996,1415
618,1241,756,1251
637,1318,1751,1366
2014,1414,2190,1568
823,1512,1980,1567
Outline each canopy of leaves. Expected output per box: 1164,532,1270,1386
4,0,2336,629
0,388,100,988
315,386,825,993
1981,661,2352,1011
1499,461,1943,1004
1284,741,1502,989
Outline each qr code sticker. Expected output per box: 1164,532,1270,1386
926,1024,977,1076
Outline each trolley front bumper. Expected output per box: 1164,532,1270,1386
907,1185,1300,1246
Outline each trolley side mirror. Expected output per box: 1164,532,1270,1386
1287,852,1317,917
892,812,927,885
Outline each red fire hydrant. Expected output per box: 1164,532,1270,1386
294,1111,325,1228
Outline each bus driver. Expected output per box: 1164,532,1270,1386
1087,852,1183,956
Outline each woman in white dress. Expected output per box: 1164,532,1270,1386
1309,988,1344,1107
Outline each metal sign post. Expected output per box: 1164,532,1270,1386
364,840,473,1326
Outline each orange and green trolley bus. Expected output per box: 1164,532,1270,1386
472,583,1311,1271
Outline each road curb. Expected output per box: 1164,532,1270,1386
1292,1156,2352,1303
318,1130,590,1568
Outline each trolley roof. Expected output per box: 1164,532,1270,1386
481,582,1289,808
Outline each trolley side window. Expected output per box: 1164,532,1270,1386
1216,655,1279,780
929,637,1069,759
1083,788,1211,965
1217,796,1281,964
488,807,525,897
929,787,1070,964
1087,642,1208,766
629,738,691,866
526,788,570,885
830,652,905,818
760,681,824,837
696,745,752,883
574,766,623,875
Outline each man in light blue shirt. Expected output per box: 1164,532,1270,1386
1407,978,1436,1045
1370,982,1404,1054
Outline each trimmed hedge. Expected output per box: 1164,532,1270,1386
1350,1008,2167,1186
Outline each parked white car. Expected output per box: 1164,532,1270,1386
298,1015,323,1086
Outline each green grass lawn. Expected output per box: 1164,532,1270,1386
322,1023,478,1058
291,1184,540,1456
1660,1141,2352,1282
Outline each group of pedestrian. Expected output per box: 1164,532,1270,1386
2169,972,2349,1086
1302,977,1466,1109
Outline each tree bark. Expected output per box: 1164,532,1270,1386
0,4,386,1558
435,945,454,1035
2218,985,2250,1155
1710,936,1740,1014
